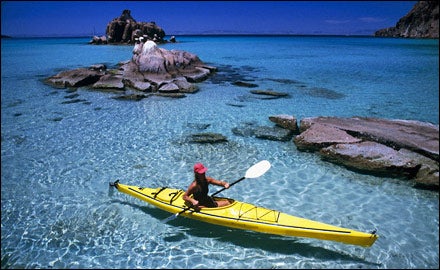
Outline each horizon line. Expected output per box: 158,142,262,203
3,33,378,39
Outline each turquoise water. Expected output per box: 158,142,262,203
1,36,438,268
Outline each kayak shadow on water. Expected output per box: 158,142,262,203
166,217,381,267
110,199,381,267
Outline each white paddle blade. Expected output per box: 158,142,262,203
244,160,271,179
161,213,179,223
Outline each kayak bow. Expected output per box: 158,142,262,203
110,180,378,247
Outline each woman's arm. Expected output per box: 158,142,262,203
183,183,199,207
206,176,229,188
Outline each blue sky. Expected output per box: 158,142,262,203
1,1,417,37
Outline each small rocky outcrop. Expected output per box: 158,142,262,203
375,1,439,38
269,114,299,132
45,40,216,96
45,67,104,88
294,123,361,151
293,116,439,190
90,35,107,45
89,9,167,45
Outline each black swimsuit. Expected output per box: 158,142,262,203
193,179,218,207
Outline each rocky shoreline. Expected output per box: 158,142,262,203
375,1,439,38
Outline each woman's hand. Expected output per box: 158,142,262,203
191,199,201,211
223,182,229,188
192,199,199,207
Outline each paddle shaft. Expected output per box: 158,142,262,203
211,176,245,197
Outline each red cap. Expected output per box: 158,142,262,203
194,163,208,174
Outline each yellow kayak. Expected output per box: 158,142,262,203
110,180,378,247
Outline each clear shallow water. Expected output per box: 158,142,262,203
1,36,438,269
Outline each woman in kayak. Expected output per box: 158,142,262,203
183,163,231,209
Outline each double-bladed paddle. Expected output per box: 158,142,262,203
161,160,271,223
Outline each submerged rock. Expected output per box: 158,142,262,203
231,120,295,142
231,122,258,137
250,90,290,99
112,94,149,101
232,81,259,88
254,126,294,141
187,133,228,143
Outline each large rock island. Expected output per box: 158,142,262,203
375,1,439,38
45,40,216,97
90,9,168,45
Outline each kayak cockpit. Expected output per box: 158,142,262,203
211,197,236,208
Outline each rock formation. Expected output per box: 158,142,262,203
375,1,439,38
90,9,167,44
292,116,439,190
45,40,216,97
